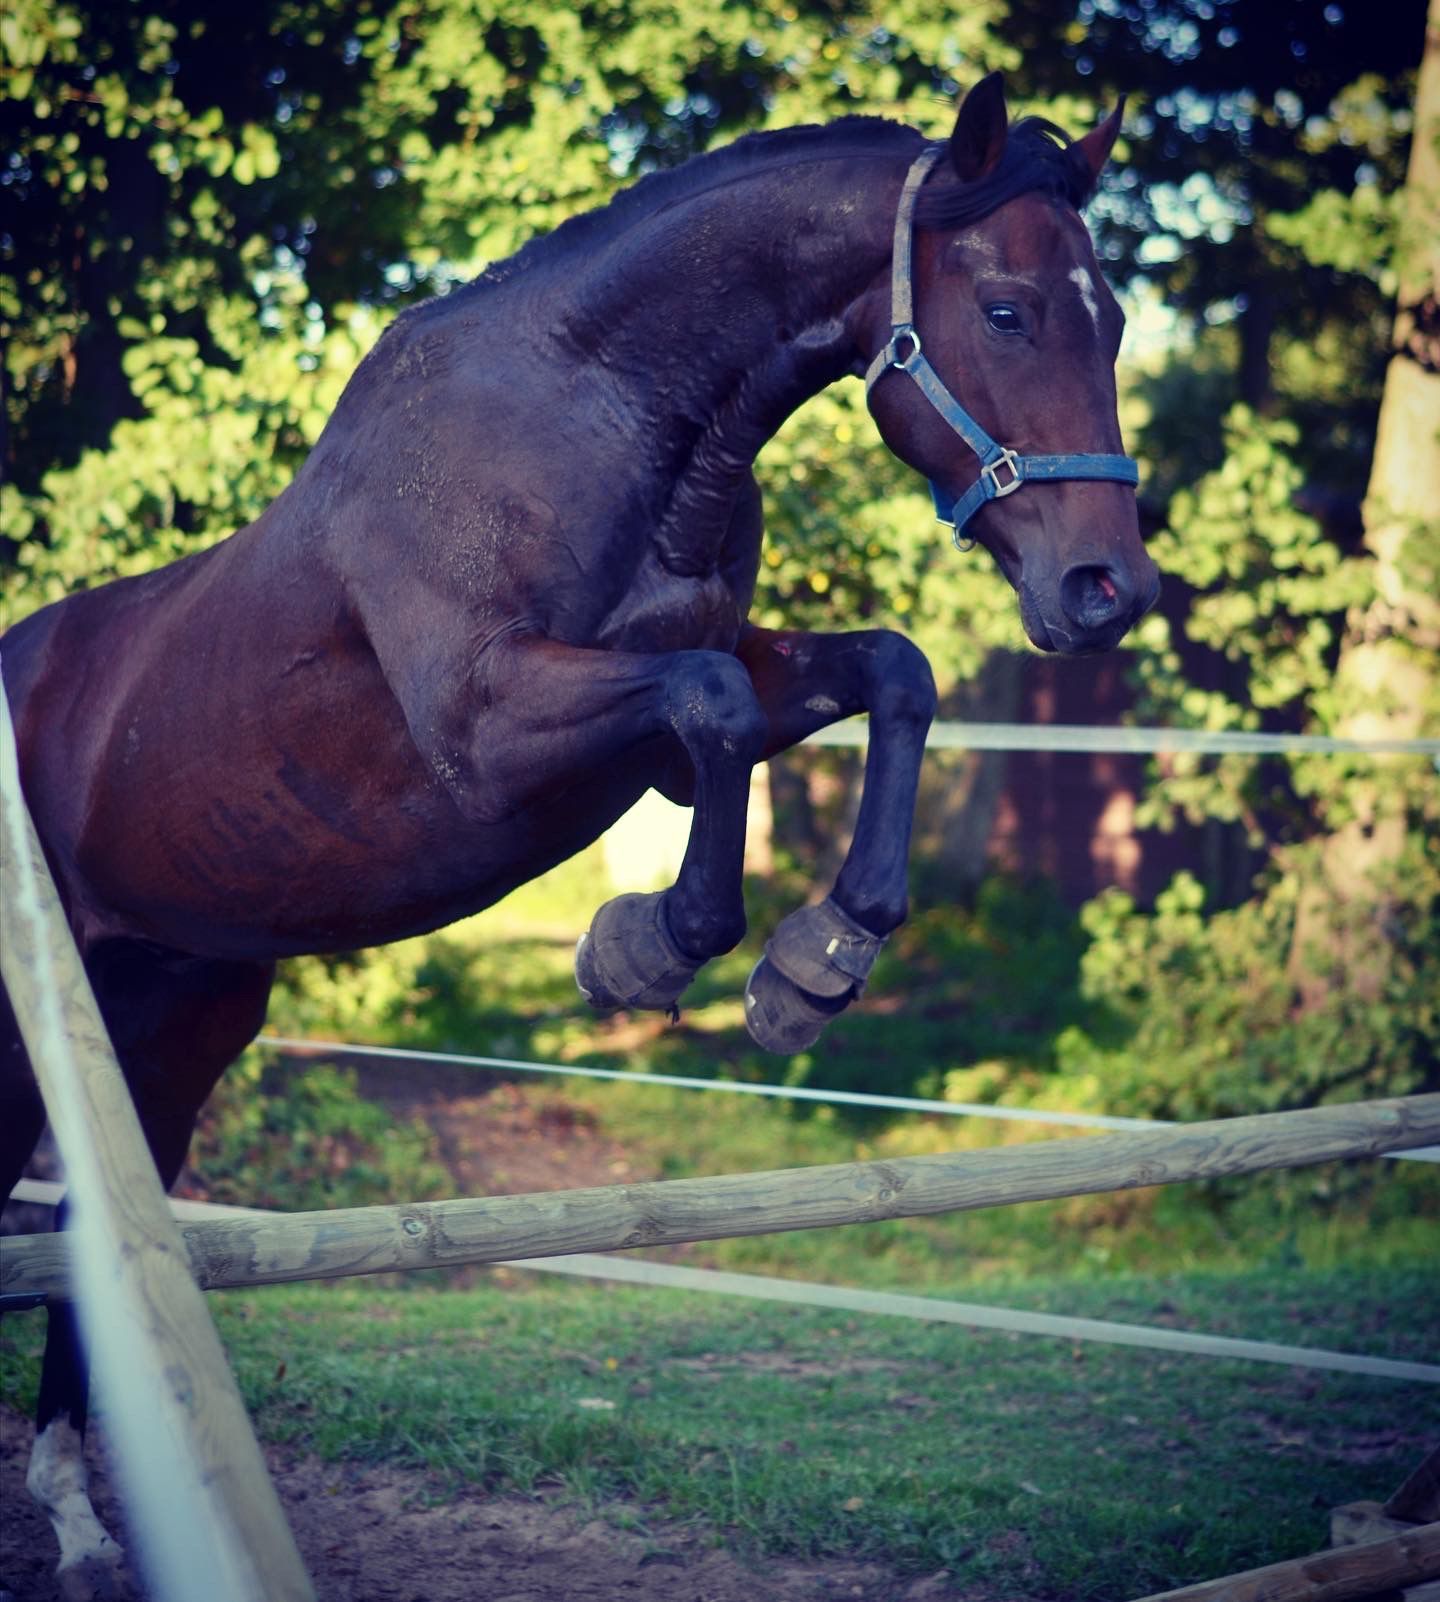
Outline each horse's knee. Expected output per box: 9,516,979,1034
665,651,767,766
864,631,937,726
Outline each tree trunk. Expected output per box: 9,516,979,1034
1290,0,1440,1001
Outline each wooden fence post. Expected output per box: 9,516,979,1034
0,666,314,1602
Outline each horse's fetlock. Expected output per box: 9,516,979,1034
841,891,907,938
664,892,746,960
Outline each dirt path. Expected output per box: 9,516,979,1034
1,1407,983,1602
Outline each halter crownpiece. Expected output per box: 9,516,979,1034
865,144,1139,552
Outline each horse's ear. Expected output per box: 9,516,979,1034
1073,97,1126,187
949,72,1008,183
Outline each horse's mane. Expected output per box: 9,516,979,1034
512,111,1094,260
461,117,917,295
406,110,1094,322
534,116,920,261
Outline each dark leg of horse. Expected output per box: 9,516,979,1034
448,636,766,1014
23,943,274,1602
735,625,937,1050
0,982,47,1203
0,985,54,1602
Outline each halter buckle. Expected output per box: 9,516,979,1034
982,448,1022,499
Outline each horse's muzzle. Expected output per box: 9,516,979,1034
1019,560,1160,654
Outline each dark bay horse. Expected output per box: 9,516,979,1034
1,74,1156,1597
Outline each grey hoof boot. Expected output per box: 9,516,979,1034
575,891,703,1016
744,955,850,1053
743,897,886,1053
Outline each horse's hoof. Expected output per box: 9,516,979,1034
743,898,886,1052
744,955,850,1053
575,891,702,1014
56,1542,125,1602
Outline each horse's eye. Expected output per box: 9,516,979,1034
986,304,1025,336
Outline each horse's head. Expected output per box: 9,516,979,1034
861,75,1159,654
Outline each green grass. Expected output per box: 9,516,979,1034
3,1262,1435,1598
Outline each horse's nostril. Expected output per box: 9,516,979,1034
1060,563,1126,630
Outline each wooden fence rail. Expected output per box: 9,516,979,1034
5,1095,1437,1302
1132,1519,1440,1602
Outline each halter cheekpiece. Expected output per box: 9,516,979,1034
865,144,1139,552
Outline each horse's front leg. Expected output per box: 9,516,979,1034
736,625,937,1052
415,633,764,1017
571,643,768,1017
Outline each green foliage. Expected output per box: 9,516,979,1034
1060,853,1439,1123
1153,408,1367,702
754,388,1022,686
192,1050,451,1210
1268,185,1403,295
1129,407,1382,838
266,939,433,1042
1268,70,1426,297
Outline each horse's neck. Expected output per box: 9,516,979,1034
571,150,907,573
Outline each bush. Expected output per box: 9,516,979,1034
190,1052,451,1212
1058,855,1439,1122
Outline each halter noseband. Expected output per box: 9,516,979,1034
864,145,1139,552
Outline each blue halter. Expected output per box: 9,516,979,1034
865,145,1139,552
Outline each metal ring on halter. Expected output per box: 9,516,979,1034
886,326,922,369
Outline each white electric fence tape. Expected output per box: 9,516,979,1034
258,1037,1440,1163
806,718,1440,758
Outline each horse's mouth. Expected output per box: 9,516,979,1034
1017,578,1153,656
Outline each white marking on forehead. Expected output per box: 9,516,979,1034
1070,266,1101,331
